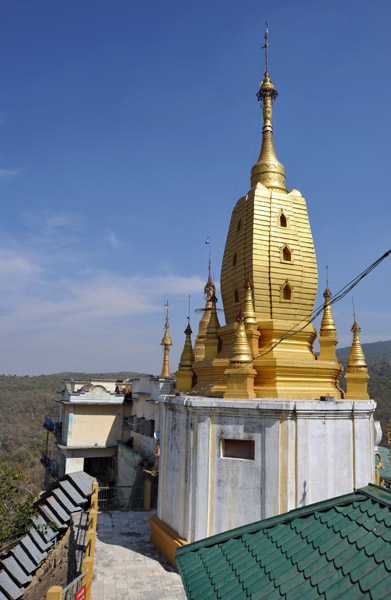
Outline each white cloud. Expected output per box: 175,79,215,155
0,167,23,179
106,230,121,249
0,248,43,282
0,221,208,373
45,214,75,231
21,210,82,234
0,267,205,334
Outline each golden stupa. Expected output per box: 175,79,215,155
185,32,354,400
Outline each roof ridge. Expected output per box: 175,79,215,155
356,484,391,506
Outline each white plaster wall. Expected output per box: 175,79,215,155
157,396,376,543
65,456,84,474
131,397,160,423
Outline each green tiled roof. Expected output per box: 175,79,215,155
176,485,391,600
377,447,391,481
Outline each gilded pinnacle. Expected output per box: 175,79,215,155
206,294,220,339
251,70,287,191
161,314,173,346
160,301,172,377
178,320,195,371
194,266,216,361
347,319,367,371
319,285,336,336
204,259,216,299
230,311,252,364
243,277,257,326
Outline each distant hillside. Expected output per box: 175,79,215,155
337,340,391,433
1,344,391,496
0,371,144,495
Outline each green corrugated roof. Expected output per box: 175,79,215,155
376,447,391,481
176,485,391,600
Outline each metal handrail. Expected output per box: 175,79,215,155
62,569,88,599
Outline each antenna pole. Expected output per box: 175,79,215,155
205,236,211,276
261,21,269,72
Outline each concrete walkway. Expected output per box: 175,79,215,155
92,511,186,600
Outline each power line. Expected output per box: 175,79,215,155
189,248,391,395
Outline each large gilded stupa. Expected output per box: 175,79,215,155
176,49,369,401
152,33,374,565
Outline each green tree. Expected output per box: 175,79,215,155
0,462,37,549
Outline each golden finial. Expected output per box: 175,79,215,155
243,275,257,326
230,306,252,364
206,293,220,339
193,245,217,361
347,309,367,370
175,297,196,392
345,302,369,400
319,268,336,336
251,23,287,191
204,237,216,299
160,298,172,377
203,292,221,360
178,317,195,371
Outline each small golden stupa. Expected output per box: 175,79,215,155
345,316,370,400
175,319,195,393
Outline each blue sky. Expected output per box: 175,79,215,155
0,0,390,375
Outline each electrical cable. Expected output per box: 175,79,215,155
189,248,391,395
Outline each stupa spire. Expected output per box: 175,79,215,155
204,237,216,298
251,23,287,191
318,279,340,365
175,315,196,393
320,283,336,335
345,307,369,400
194,241,217,361
160,298,173,377
347,317,367,370
243,276,257,326
203,293,221,360
230,307,252,364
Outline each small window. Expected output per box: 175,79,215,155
234,289,239,303
280,213,287,227
233,252,237,266
237,219,241,232
222,439,254,460
282,246,291,262
283,283,292,300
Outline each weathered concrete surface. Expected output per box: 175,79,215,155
157,395,376,543
92,511,186,600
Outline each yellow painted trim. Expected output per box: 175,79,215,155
149,514,188,568
46,586,62,600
